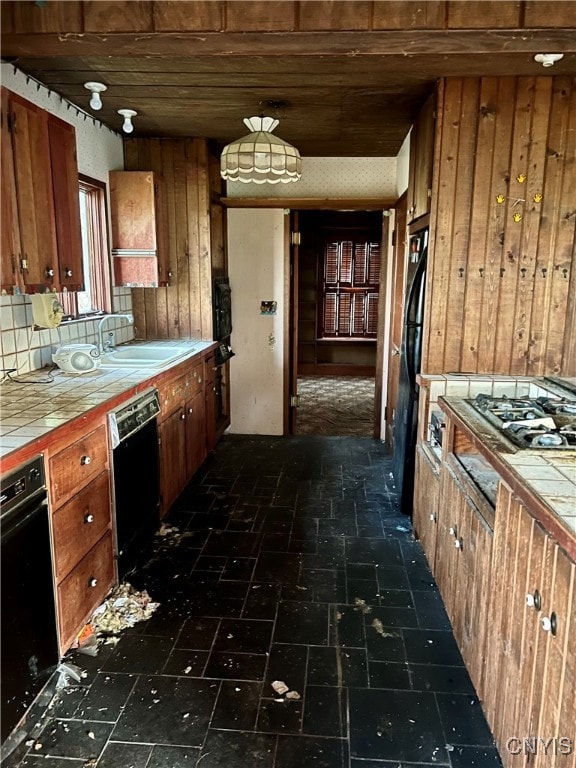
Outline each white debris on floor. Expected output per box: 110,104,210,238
90,582,160,636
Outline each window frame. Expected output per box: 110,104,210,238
58,174,112,320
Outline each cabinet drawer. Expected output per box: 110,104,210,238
52,471,111,581
57,531,115,650
49,425,108,508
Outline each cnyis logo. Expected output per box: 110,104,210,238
506,737,574,756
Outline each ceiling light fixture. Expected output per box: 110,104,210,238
220,116,302,185
118,109,137,134
83,81,107,111
534,53,564,67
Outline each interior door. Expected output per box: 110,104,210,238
384,194,408,448
288,210,300,435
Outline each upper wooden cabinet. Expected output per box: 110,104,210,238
407,91,436,224
0,87,84,293
109,170,171,288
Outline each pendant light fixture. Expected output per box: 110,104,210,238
220,115,302,185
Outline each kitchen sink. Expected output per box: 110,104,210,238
99,344,194,368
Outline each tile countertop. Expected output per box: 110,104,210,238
438,395,576,561
0,340,215,463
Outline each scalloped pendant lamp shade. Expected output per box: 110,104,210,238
221,116,302,184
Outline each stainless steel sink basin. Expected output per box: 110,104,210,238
99,344,194,368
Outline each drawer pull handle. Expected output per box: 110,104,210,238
80,455,92,466
88,577,98,588
84,513,94,524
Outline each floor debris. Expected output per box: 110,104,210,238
90,582,160,636
354,597,372,614
271,681,289,695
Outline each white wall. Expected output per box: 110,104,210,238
227,209,286,435
0,65,130,375
226,156,397,198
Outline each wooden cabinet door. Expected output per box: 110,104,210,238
47,113,84,291
413,445,441,573
158,406,186,516
110,170,170,287
407,91,435,223
534,545,575,768
434,463,462,619
185,388,206,479
9,91,58,290
1,88,23,292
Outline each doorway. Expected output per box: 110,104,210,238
290,210,383,437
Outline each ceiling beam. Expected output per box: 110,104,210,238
3,29,576,58
221,197,398,210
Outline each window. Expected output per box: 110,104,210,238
58,176,111,318
321,238,381,338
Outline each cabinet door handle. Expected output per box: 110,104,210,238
45,266,54,278
64,268,72,278
84,512,94,524
449,525,457,537
526,589,541,611
188,408,193,414
429,513,436,523
88,577,98,588
180,413,186,420
454,537,463,550
80,455,92,466
540,613,556,635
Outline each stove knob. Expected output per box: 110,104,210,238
28,468,41,482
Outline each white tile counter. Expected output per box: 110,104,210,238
0,340,214,461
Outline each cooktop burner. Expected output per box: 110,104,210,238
469,394,576,450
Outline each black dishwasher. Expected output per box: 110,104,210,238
109,389,161,578
1,456,59,746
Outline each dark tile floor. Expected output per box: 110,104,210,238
4,435,504,768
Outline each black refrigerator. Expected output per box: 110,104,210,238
392,228,428,515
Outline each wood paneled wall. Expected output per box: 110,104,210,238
124,138,221,342
2,0,575,33
423,76,576,377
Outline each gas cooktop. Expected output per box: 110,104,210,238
469,394,576,450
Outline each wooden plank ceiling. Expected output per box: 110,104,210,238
2,1,576,156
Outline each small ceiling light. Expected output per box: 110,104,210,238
534,53,564,68
118,109,137,134
221,116,301,185
83,81,107,111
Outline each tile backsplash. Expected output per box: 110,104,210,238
0,289,134,375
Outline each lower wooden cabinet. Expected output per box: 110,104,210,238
185,388,207,479
433,461,494,701
47,416,115,656
484,483,576,768
412,444,441,574
57,531,115,651
158,405,187,516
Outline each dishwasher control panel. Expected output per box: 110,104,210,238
108,389,160,446
0,455,45,516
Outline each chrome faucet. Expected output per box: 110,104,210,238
97,313,134,353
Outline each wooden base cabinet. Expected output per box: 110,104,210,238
157,356,208,517
434,461,493,700
484,483,576,768
47,420,115,655
412,444,441,574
